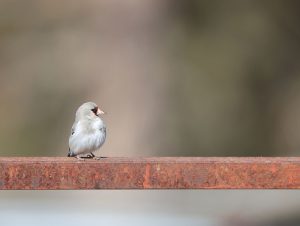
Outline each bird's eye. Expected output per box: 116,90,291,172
91,107,98,115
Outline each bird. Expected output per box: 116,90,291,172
68,102,106,160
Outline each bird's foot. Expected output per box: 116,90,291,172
93,156,107,160
93,156,101,160
75,156,86,161
86,153,95,158
86,153,106,160
75,153,105,160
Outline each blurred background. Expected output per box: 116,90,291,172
1,0,300,225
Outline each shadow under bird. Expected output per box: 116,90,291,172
68,102,106,160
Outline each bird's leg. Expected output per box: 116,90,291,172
81,153,96,159
87,152,101,160
86,153,95,158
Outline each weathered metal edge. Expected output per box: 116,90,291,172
0,157,299,189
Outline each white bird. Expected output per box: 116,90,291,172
68,102,106,160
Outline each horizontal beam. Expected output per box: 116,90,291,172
0,157,300,189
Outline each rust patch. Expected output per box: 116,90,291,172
143,163,151,189
0,157,300,189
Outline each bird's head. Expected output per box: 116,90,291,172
76,102,105,120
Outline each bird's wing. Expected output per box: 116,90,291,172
102,127,106,136
68,121,78,157
70,121,78,136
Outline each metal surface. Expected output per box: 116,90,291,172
0,157,300,189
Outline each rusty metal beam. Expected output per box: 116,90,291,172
0,157,300,189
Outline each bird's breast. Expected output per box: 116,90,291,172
69,119,106,155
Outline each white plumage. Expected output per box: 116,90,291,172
68,102,106,159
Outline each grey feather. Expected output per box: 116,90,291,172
68,102,106,157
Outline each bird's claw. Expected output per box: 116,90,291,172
93,156,102,160
75,156,85,161
86,153,95,158
74,153,104,160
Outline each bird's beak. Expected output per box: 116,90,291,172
97,108,105,115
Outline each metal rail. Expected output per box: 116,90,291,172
0,157,299,189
